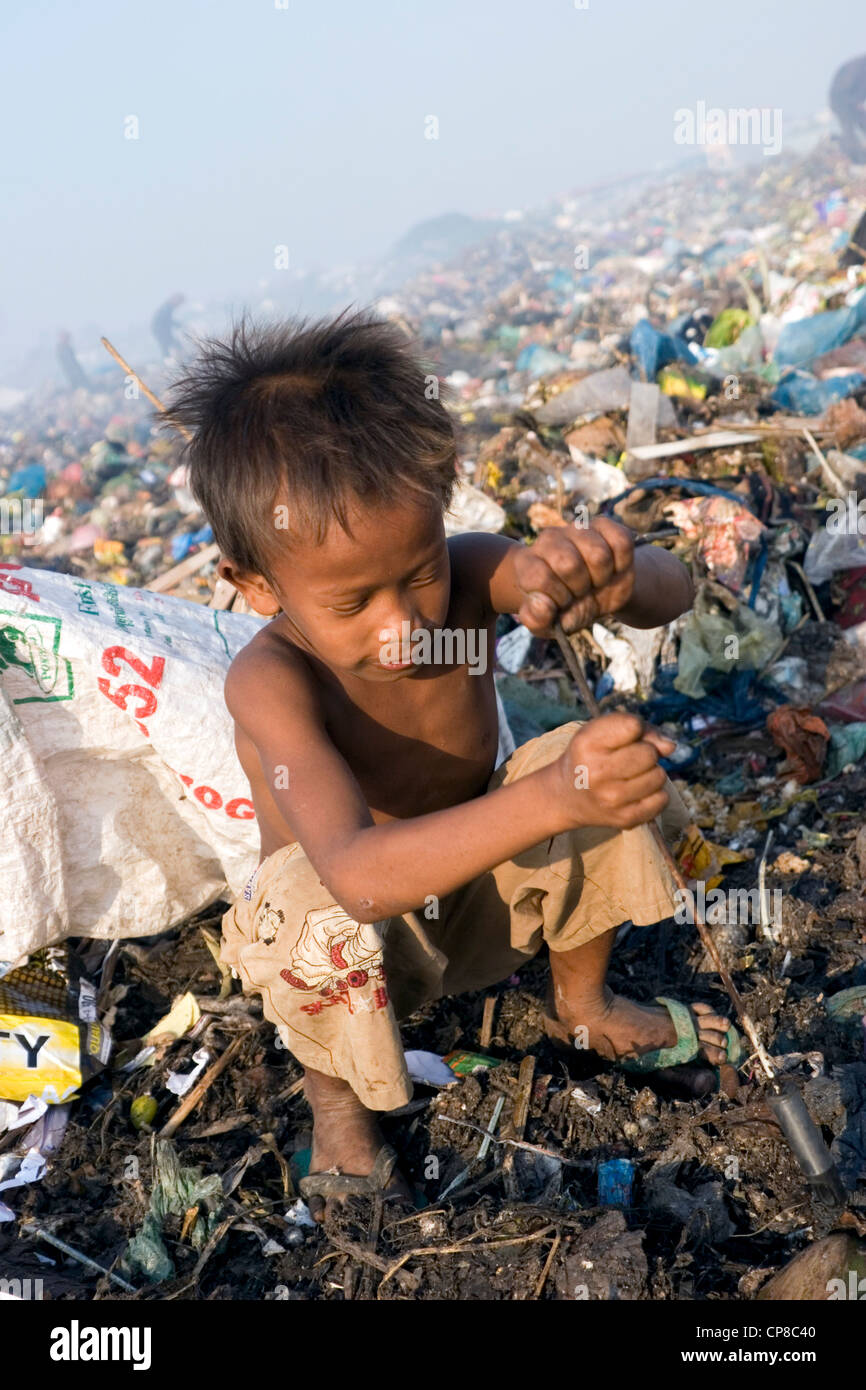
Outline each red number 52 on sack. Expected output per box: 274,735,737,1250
97,644,165,737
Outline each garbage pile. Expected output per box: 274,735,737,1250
2,136,866,1300
0,375,217,604
368,139,866,830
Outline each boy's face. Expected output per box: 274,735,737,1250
222,493,451,681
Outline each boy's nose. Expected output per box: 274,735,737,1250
379,602,426,636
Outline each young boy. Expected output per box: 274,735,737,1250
165,311,731,1219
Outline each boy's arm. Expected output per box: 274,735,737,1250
449,519,693,633
225,644,670,925
226,644,565,924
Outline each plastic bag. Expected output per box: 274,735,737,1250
443,479,505,535
826,722,866,779
774,292,866,369
766,705,829,784
630,318,697,380
562,449,625,503
803,527,866,585
124,1139,223,1283
674,582,783,699
702,324,766,379
770,370,866,416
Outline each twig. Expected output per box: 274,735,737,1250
438,1113,580,1166
376,1224,556,1297
787,559,825,623
480,995,497,1050
159,1034,245,1138
275,1075,306,1103
100,335,240,608
318,1232,391,1274
503,1055,535,1199
259,1131,295,1199
192,1215,238,1281
531,1231,562,1301
100,337,190,434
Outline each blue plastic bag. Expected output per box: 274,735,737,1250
170,524,213,563
770,370,866,415
630,318,697,380
774,294,866,369
515,343,569,378
5,462,47,496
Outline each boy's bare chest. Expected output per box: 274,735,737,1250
321,658,501,819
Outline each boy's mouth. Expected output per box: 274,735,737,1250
376,656,414,671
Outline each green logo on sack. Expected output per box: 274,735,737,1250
0,613,74,703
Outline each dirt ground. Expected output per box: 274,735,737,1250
3,723,865,1301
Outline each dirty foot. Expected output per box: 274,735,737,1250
302,1069,413,1223
544,981,731,1067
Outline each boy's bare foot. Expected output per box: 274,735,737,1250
302,1069,413,1222
545,979,731,1067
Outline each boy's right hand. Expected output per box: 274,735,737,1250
553,714,675,830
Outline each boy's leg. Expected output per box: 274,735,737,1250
545,926,730,1065
221,846,443,1219
431,720,730,1067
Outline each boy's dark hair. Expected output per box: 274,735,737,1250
163,308,458,584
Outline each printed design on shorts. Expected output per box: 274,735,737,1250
255,900,284,943
278,905,389,1016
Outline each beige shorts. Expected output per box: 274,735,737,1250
221,720,690,1111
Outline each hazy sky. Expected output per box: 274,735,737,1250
1,0,862,376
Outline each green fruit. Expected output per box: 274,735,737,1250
130,1095,158,1130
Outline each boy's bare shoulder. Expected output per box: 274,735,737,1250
447,530,517,621
224,622,320,727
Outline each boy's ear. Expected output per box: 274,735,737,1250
217,557,281,616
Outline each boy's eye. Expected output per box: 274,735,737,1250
328,600,366,615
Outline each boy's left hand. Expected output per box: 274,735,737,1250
512,517,636,636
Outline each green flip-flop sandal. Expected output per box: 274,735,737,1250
620,995,743,1075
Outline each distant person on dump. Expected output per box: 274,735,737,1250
152,293,186,360
56,331,90,391
830,55,866,162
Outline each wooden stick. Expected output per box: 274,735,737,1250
145,541,220,593
503,1054,536,1198
159,1035,245,1138
480,995,496,1050
100,337,192,440
531,1230,561,1301
552,620,775,1079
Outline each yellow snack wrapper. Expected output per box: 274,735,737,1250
0,948,111,1104
674,822,753,890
